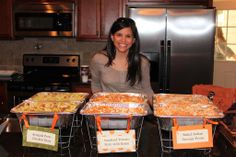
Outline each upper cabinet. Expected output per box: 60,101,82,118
77,0,124,41
0,0,14,39
127,0,213,7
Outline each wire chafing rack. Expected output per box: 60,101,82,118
153,93,224,156
16,112,76,149
156,117,219,155
10,92,90,150
80,92,151,153
84,115,144,151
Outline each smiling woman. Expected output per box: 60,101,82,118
90,17,154,104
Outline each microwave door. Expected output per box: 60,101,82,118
14,13,74,37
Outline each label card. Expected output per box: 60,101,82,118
172,124,213,149
22,125,59,151
97,130,136,153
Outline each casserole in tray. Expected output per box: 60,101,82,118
153,93,224,153
153,93,224,130
81,92,151,129
81,92,150,151
89,92,147,104
81,102,150,129
10,92,89,149
10,92,89,127
28,92,89,102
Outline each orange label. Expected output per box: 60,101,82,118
172,124,213,149
96,130,136,153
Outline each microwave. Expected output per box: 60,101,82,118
14,1,76,37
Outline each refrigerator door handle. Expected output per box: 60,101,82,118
159,40,165,92
166,40,171,92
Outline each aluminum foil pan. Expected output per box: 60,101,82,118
153,93,224,118
157,117,221,131
10,100,81,115
15,113,74,127
85,115,143,129
80,102,151,116
89,92,148,104
10,92,89,114
28,92,89,103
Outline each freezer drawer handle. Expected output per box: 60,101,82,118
165,40,171,92
159,40,165,92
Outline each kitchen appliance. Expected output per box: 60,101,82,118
14,1,76,37
7,54,80,108
128,7,215,93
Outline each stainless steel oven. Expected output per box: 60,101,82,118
14,1,76,37
7,54,81,109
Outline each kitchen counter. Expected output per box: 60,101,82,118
0,116,224,157
0,70,16,81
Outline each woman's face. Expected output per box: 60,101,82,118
111,27,135,54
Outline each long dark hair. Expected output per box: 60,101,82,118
104,17,141,86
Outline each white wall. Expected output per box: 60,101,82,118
214,61,236,87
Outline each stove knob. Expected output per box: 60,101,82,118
72,58,76,62
66,58,70,63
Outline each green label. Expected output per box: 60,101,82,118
22,125,59,151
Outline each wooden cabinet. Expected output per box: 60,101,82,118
128,0,165,1
0,0,14,39
0,82,8,113
127,0,213,7
77,0,123,41
170,0,212,6
15,0,75,3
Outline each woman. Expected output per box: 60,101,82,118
89,18,158,156
90,17,154,104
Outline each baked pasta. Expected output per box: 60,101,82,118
30,92,88,102
153,94,224,117
81,104,146,115
90,92,146,104
11,101,78,113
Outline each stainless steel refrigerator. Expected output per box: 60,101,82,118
128,7,216,93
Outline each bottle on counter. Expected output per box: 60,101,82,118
80,65,90,83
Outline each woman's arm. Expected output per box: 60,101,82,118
140,57,154,105
90,54,102,93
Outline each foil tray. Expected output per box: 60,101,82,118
11,100,80,115
89,92,148,104
153,93,224,118
85,115,143,129
29,92,89,102
10,92,89,114
15,113,74,127
80,102,151,116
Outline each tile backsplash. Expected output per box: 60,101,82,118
0,38,106,73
